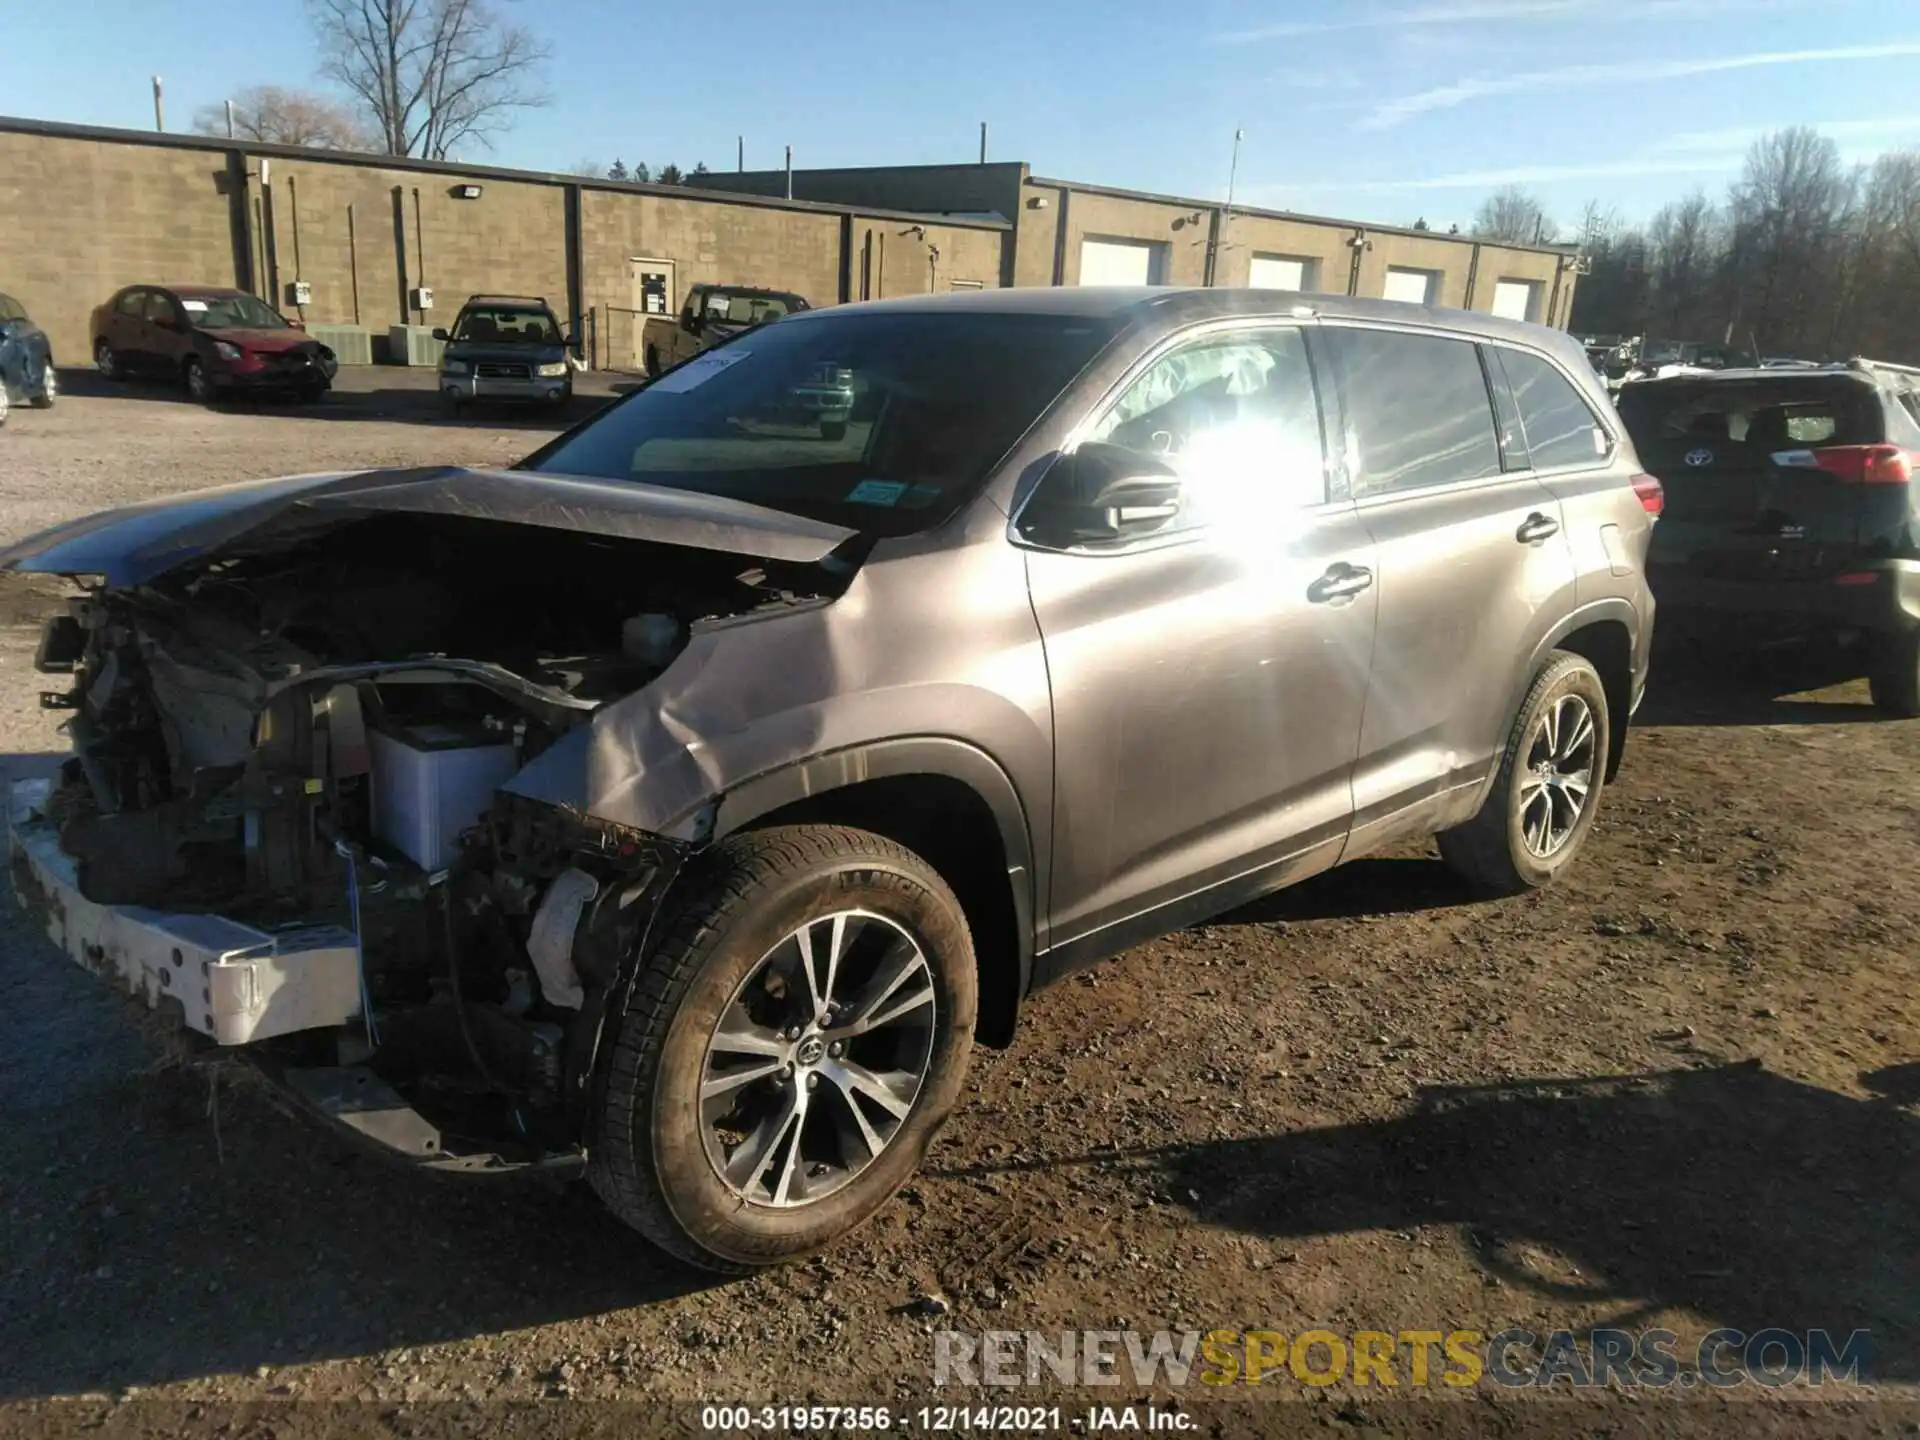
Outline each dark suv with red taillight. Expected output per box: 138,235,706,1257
1619,360,1920,716
91,286,337,404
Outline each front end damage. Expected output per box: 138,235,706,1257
4,469,859,1172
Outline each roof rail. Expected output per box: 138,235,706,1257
465,293,550,306
1844,356,1920,378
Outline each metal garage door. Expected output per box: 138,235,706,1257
1491,279,1542,322
1249,255,1314,291
1079,237,1164,286
1383,267,1439,305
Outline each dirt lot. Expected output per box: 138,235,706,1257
1,373,1917,1438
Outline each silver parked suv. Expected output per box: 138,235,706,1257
4,288,1657,1270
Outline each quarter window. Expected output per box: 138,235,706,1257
1323,328,1502,497
1085,327,1327,530
1498,347,1611,469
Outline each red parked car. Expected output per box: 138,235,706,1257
90,285,338,403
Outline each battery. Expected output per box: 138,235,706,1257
366,718,519,871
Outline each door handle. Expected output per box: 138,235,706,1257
1308,563,1374,603
1517,512,1561,543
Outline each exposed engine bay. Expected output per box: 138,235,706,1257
18,508,853,1167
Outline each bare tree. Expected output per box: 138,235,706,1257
1725,127,1854,354
1472,185,1556,244
190,85,372,149
1645,191,1722,335
306,0,550,159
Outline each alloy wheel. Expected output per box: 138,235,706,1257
699,909,937,1208
94,342,118,380
1518,693,1596,858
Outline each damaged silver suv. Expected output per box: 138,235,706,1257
4,288,1657,1271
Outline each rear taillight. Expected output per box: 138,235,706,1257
1630,472,1664,517
1772,444,1917,484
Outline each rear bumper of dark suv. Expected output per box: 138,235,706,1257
1650,559,1920,637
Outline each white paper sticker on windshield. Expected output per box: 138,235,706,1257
650,348,750,393
181,300,209,312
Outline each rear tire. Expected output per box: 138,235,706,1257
645,344,661,378
589,825,976,1272
1439,651,1610,896
1868,630,1920,718
31,361,56,408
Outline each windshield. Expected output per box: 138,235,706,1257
700,291,804,328
522,310,1120,534
453,306,562,345
1618,378,1881,454
183,294,290,330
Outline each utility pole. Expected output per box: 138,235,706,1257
225,99,236,139
737,135,744,172
979,121,988,164
152,75,165,132
1209,127,1243,286
784,145,793,199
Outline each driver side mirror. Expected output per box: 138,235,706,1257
1020,441,1183,547
683,313,702,336
431,327,449,341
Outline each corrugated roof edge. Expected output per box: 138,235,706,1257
0,114,1011,231
1027,174,1577,258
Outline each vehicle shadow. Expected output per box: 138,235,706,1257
51,367,619,432
0,1019,722,1399
1638,635,1884,727
942,1060,1920,1380
1209,855,1485,924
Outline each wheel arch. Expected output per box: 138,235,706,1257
1487,600,1639,806
708,738,1037,1048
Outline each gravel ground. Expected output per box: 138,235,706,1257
1,375,1917,1438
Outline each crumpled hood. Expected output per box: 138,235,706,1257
0,466,858,587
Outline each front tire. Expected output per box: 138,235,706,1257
31,360,56,408
1868,630,1920,718
1439,651,1610,895
94,340,121,381
589,825,976,1272
645,344,662,378
184,357,213,404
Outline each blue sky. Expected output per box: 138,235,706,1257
7,0,1918,233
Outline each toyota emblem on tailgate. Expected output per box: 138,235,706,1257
1685,447,1714,467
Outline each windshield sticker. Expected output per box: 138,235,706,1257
181,300,209,312
845,479,909,507
650,348,752,393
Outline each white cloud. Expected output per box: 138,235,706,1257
1363,41,1920,128
1251,112,1920,200
1219,0,1582,42
1218,0,1828,43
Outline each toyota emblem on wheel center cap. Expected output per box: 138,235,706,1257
1685,447,1714,467
796,1035,826,1065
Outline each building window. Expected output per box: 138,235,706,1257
1078,236,1168,286
1248,254,1321,292
1382,267,1442,305
1491,278,1543,323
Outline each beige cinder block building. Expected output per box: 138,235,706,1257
0,116,1576,374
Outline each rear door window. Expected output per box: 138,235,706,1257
1496,347,1612,470
1322,327,1502,498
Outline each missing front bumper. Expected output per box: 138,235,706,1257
8,777,363,1046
